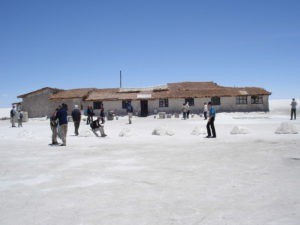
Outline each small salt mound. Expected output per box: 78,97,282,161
231,126,249,134
17,130,35,139
152,126,175,136
81,129,95,137
191,126,206,136
119,128,132,137
275,122,298,134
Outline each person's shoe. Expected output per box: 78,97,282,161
52,142,59,145
101,134,107,137
211,136,216,138
60,143,66,146
205,136,211,138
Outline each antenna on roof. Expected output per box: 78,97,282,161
120,70,122,88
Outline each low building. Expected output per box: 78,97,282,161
17,87,62,118
18,82,271,118
83,82,271,116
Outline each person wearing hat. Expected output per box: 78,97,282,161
206,102,216,138
72,105,81,136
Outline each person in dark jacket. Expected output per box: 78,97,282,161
71,105,81,136
100,105,105,124
86,106,94,125
126,102,133,124
56,103,68,146
90,117,107,137
206,102,216,138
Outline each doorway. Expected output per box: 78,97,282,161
140,100,148,117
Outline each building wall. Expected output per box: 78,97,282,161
21,89,59,118
71,95,270,118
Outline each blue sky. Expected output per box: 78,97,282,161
0,0,299,107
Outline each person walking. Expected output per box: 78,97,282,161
291,98,297,120
206,102,216,138
90,117,107,137
50,108,59,145
203,102,208,120
71,105,81,136
56,103,68,146
10,105,17,127
126,102,134,124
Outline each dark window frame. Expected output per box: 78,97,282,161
185,98,195,106
93,101,103,110
251,95,263,104
211,96,221,105
159,98,169,108
236,96,248,105
122,100,131,109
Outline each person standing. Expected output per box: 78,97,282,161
203,102,208,120
100,105,105,124
87,106,94,125
50,108,59,145
126,102,133,124
206,102,216,138
56,103,68,146
17,110,23,127
186,102,190,119
291,98,297,120
71,105,81,136
182,103,188,120
10,105,17,127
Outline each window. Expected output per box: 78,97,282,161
211,96,221,105
159,98,169,108
185,98,194,106
251,95,263,104
236,96,248,105
93,101,102,110
122,100,131,109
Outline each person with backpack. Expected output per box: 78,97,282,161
71,105,81,136
50,108,59,145
10,105,17,127
90,117,107,137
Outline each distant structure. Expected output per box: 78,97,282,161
17,82,271,118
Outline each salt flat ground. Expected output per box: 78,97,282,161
0,100,299,225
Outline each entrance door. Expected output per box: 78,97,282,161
140,100,148,117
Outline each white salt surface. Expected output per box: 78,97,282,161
0,99,299,225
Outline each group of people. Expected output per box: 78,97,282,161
11,98,297,146
10,105,23,128
49,104,108,146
